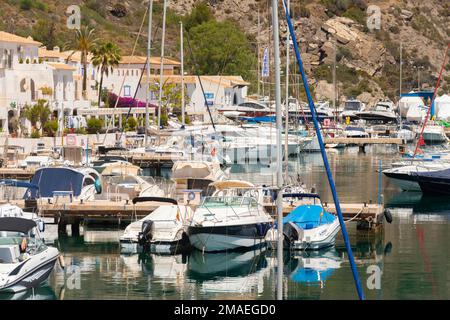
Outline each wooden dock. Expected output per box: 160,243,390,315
0,167,35,179
324,137,403,146
36,198,385,234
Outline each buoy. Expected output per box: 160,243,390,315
384,209,393,224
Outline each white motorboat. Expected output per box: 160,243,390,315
219,101,274,118
100,173,165,200
354,100,398,123
343,126,369,138
340,99,366,121
187,180,273,252
423,124,448,144
0,217,59,293
119,197,193,254
396,124,415,143
265,193,341,250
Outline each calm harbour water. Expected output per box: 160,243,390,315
2,145,449,300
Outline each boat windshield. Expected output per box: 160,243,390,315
344,101,361,111
346,126,365,132
0,231,47,256
202,196,258,208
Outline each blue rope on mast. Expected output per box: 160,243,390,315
281,0,365,300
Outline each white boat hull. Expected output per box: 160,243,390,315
189,233,266,252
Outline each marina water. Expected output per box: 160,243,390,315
2,145,449,300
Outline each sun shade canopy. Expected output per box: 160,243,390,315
0,217,36,233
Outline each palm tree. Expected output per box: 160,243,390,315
66,26,98,99
91,42,122,107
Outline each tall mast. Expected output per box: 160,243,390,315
333,39,337,123
157,0,167,129
271,0,284,301
180,21,185,126
257,10,261,99
399,41,402,127
145,0,153,146
284,0,290,183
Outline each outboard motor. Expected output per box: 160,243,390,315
138,220,154,248
283,222,303,248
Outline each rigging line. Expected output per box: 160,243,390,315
184,30,216,131
282,0,365,300
412,43,449,159
118,55,150,143
102,4,149,145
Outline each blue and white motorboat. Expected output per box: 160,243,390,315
266,193,340,250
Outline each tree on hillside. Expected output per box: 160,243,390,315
32,19,59,49
186,20,256,86
183,2,214,32
66,26,98,98
91,42,122,107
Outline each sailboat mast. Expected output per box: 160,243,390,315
333,39,337,123
157,0,167,129
284,0,290,183
145,0,153,146
180,21,185,126
271,0,284,301
399,41,402,127
257,10,261,99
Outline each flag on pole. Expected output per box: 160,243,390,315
262,48,269,78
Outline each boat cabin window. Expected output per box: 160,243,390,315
344,101,361,111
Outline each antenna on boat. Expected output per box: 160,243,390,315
271,0,284,301
282,0,365,300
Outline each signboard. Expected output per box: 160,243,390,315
66,134,77,146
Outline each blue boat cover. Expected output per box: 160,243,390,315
25,167,84,199
282,204,336,229
0,179,39,189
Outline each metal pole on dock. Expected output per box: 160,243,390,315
180,21,185,126
271,0,284,301
157,0,167,130
145,0,154,146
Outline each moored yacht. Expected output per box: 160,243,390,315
340,99,365,121
354,100,398,123
187,180,273,252
0,217,60,293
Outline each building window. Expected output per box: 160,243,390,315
124,85,131,97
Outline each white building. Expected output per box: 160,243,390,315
101,55,181,102
0,31,92,136
138,74,249,119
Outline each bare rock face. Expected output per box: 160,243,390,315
320,17,386,77
315,80,335,101
400,9,414,20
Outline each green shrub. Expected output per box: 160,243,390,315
19,0,32,10
43,119,58,136
31,129,41,139
126,117,137,131
87,118,104,134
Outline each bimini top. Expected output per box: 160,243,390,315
209,180,255,190
25,167,85,199
0,217,36,233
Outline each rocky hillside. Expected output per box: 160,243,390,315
1,0,449,105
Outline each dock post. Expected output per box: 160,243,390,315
71,220,81,236
58,219,67,235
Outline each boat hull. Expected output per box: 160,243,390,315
187,223,270,252
383,171,421,191
0,256,58,293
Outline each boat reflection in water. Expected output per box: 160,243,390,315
287,249,342,287
0,285,57,300
187,248,269,295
